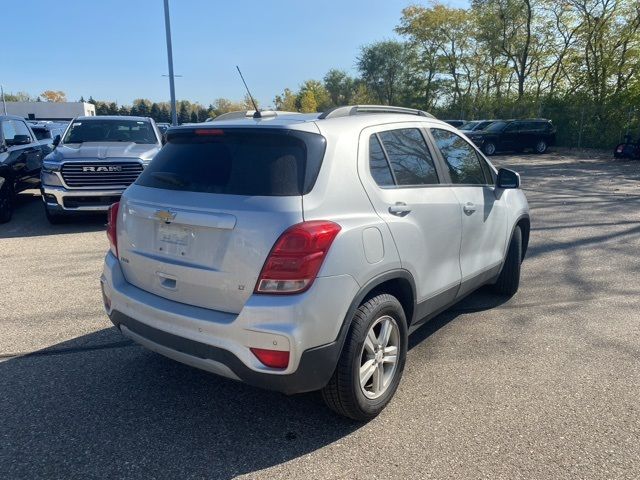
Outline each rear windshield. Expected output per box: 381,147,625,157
136,128,326,196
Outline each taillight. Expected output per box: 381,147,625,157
250,348,290,369
107,202,120,257
255,220,341,294
194,128,224,136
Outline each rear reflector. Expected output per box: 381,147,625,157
250,348,290,369
107,202,120,257
255,220,341,294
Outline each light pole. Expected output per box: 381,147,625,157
163,0,178,126
0,85,7,115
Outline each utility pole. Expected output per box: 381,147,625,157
1,85,7,115
163,0,178,126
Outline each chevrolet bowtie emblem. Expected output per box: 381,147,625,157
154,209,177,223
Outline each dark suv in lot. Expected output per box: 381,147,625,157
466,119,556,155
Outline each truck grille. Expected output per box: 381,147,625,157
61,162,143,188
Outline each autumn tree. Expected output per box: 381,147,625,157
40,90,67,102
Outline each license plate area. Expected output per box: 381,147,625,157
156,222,193,257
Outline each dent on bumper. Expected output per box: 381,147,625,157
101,252,359,393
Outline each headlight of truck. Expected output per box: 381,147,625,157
43,160,61,171
41,170,62,186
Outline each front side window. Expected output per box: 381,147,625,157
430,128,488,185
1,120,31,143
1,121,17,141
375,128,439,186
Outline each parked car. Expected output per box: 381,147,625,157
443,119,466,128
100,105,530,421
40,116,162,224
467,119,556,155
613,133,640,160
0,115,48,222
31,122,67,154
460,120,496,133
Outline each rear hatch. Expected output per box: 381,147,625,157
117,126,325,314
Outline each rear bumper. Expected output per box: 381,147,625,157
42,184,123,212
100,252,359,394
109,311,342,394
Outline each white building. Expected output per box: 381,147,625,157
1,101,96,121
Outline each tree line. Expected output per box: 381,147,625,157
6,0,639,148
273,0,640,148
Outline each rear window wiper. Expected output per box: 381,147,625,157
150,172,186,187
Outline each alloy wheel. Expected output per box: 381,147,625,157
359,315,400,399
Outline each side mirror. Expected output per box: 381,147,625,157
496,168,520,189
52,135,61,147
7,135,32,146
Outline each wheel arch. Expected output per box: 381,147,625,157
335,270,417,348
515,215,530,261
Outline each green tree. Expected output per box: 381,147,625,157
323,69,356,106
274,88,298,111
4,91,34,102
178,101,190,124
357,41,409,105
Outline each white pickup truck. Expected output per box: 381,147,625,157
40,116,162,223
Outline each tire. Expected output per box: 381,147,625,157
0,178,14,224
45,205,66,225
613,144,625,159
483,142,497,156
322,293,408,421
493,226,522,296
534,139,548,154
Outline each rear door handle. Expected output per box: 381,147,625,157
463,202,476,215
388,202,412,216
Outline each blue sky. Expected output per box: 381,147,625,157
6,0,467,108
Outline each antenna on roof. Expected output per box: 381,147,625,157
236,66,261,119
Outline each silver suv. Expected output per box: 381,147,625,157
41,116,162,223
100,106,530,420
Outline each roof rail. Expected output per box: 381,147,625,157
318,105,434,120
209,110,298,122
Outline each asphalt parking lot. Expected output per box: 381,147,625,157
1,150,639,479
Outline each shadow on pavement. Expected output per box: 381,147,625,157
0,287,507,479
0,190,106,239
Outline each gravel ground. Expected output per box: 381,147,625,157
1,150,639,479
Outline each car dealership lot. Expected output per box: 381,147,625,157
1,151,639,479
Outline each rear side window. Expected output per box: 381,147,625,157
136,129,326,196
368,135,394,187
430,128,488,185
375,128,439,186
